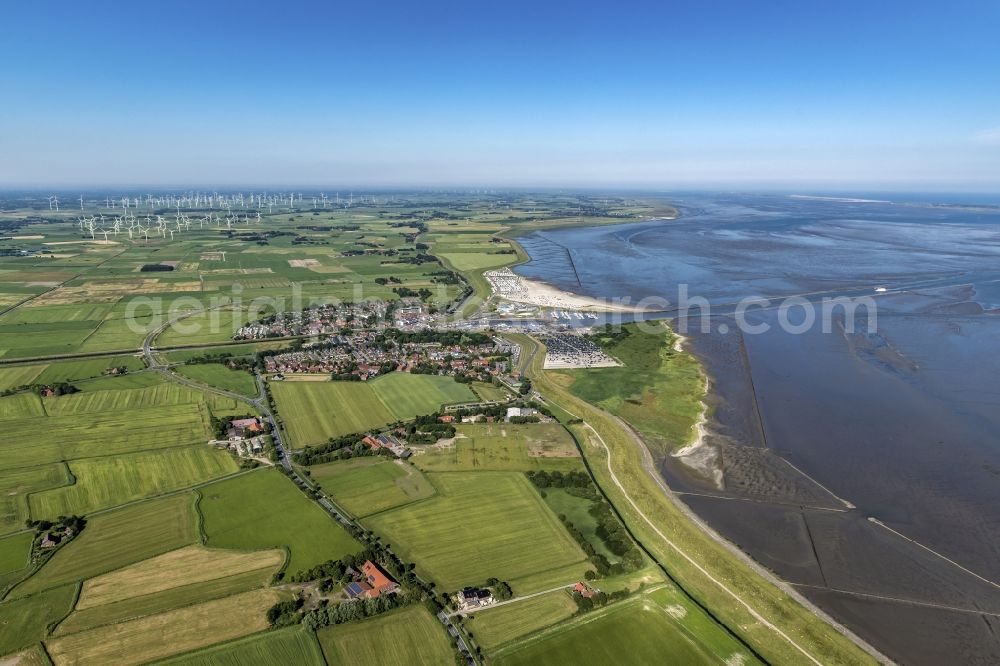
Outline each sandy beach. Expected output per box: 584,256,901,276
485,267,656,313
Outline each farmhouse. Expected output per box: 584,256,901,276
346,560,399,599
456,587,495,611
229,417,263,439
573,582,598,599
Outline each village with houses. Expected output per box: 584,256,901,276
262,329,515,383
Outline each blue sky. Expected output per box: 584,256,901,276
2,0,999,190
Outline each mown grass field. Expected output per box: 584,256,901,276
42,380,238,416
0,403,210,469
271,381,394,446
200,469,360,576
0,583,77,655
471,380,512,402
158,626,325,666
0,463,69,534
0,531,34,590
411,423,582,472
466,589,578,651
45,587,287,666
437,251,516,271
0,392,45,418
365,472,589,591
0,354,146,393
29,446,238,517
310,458,435,517
272,373,476,447
174,363,258,396
316,604,454,666
369,372,476,420
492,597,721,666
12,493,198,598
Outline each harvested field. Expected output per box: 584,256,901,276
76,545,283,609
44,588,286,666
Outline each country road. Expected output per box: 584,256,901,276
515,333,890,666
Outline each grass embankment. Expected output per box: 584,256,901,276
521,327,877,666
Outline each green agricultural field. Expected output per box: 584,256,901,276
29,446,238,517
316,605,454,666
34,355,144,384
157,626,325,666
365,472,589,591
12,493,198,598
174,363,258,396
310,458,435,517
271,381,394,446
272,373,475,447
0,392,45,418
466,589,578,651
0,363,46,391
43,380,238,416
0,464,70,534
162,340,287,364
542,489,618,561
0,531,34,590
0,583,77,655
199,469,360,576
437,251,516,271
471,380,512,402
368,372,476,420
412,423,582,472
0,403,211,469
158,309,253,347
554,322,705,454
493,597,721,666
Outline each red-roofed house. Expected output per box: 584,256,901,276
360,560,398,598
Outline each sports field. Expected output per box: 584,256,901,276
365,472,589,590
493,597,720,666
12,493,198,598
45,587,287,666
199,469,360,575
411,423,582,472
29,446,238,516
272,373,476,446
310,458,435,517
174,363,258,396
316,605,454,666
157,626,325,666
